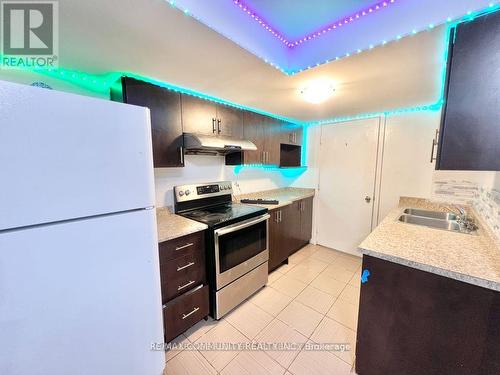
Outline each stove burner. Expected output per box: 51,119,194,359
179,203,267,227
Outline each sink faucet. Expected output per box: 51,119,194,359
453,205,478,232
453,205,466,219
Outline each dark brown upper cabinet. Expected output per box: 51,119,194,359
236,112,303,167
112,77,303,169
180,94,218,136
181,94,243,139
112,77,184,168
437,11,500,171
216,105,244,139
281,121,303,146
242,111,265,164
263,117,282,166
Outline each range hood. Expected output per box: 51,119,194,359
184,133,257,155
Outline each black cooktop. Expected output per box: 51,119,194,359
179,203,267,227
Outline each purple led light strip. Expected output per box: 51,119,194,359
233,0,398,48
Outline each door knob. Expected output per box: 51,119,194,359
365,196,372,203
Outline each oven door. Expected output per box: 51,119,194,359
214,213,270,290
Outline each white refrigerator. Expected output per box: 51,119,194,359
0,81,164,375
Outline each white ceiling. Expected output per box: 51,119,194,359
53,0,447,121
175,0,495,72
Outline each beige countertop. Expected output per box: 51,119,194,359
234,187,315,209
155,187,314,242
156,207,207,243
359,197,500,291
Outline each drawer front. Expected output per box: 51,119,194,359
158,231,205,261
163,285,209,342
160,252,205,303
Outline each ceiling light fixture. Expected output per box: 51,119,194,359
300,79,336,104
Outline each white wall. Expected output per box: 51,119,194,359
301,114,500,242
154,155,308,209
376,111,441,222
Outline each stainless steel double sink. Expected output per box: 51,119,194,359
398,208,476,235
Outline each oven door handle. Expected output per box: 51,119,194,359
214,213,270,237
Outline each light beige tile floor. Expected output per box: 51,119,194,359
164,244,362,375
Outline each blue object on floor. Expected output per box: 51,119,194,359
361,269,371,284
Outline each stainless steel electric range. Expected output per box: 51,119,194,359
174,181,270,319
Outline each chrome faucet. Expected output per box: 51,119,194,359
453,205,478,232
453,205,466,219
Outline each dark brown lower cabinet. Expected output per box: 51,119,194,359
158,231,209,342
288,197,314,256
356,255,500,375
300,197,313,246
268,198,314,271
268,207,289,271
163,285,209,343
288,200,302,253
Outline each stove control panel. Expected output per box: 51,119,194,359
197,184,220,195
174,181,233,203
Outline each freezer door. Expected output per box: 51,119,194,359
0,80,155,231
0,209,164,375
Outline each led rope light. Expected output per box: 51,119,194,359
0,4,496,125
233,0,399,48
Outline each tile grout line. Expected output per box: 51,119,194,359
166,245,361,374
276,246,360,372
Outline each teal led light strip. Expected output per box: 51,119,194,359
307,102,444,127
120,72,304,125
1,3,497,175
233,164,307,177
307,4,500,126
164,1,500,75
0,60,305,125
289,2,500,75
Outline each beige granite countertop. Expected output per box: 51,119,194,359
234,187,315,209
359,197,500,291
156,207,207,243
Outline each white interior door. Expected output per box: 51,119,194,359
316,118,381,256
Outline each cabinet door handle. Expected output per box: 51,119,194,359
182,307,200,320
430,129,439,163
293,132,296,143
279,210,282,223
275,212,279,223
177,262,195,272
177,280,195,291
175,242,194,251
217,119,222,134
212,118,217,133
179,146,184,165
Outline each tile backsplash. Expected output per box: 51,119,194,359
432,179,478,204
474,187,500,240
432,173,500,240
